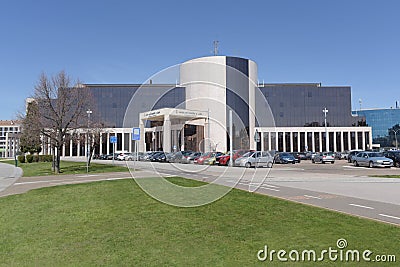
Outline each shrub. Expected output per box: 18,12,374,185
39,155,53,162
18,155,25,164
26,154,34,163
33,154,39,162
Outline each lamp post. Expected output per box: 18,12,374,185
390,129,400,149
86,109,92,173
323,108,328,151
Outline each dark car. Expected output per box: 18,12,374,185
383,150,400,167
289,152,304,163
347,150,362,163
150,152,168,162
274,152,296,164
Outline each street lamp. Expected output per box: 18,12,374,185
390,129,400,149
86,109,92,173
323,108,328,151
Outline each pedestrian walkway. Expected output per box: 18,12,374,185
0,162,23,193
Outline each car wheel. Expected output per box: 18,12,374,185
245,162,251,168
322,161,325,164
312,159,315,163
267,162,273,168
369,161,374,168
354,161,359,167
331,161,334,164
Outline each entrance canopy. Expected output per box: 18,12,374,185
140,108,208,121
139,108,208,152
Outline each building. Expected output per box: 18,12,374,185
353,107,400,147
39,55,371,157
0,120,21,158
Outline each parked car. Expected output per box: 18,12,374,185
289,152,304,163
170,150,193,163
305,151,317,160
274,152,297,164
217,150,253,166
347,150,362,163
117,152,132,161
234,151,274,168
150,152,169,162
195,152,214,165
203,152,224,165
353,152,393,168
383,150,400,167
125,152,145,161
312,152,335,164
143,151,161,161
181,152,202,164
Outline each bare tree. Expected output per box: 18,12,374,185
31,71,91,173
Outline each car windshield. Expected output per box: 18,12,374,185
367,152,383,157
281,153,291,157
241,152,252,157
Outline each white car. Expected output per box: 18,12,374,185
116,152,132,161
234,151,274,168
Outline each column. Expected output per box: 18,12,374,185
355,131,359,150
362,131,366,150
283,132,286,152
297,131,301,152
319,132,322,152
348,131,352,150
304,131,308,151
181,125,185,151
311,131,315,152
107,132,110,154
77,134,81,157
163,115,172,153
99,134,103,155
122,130,125,152
62,141,66,157
261,132,265,151
369,130,373,150
333,131,337,152
340,131,344,152
268,131,272,151
139,119,145,152
290,132,293,152
275,131,279,151
326,130,329,152
70,138,73,157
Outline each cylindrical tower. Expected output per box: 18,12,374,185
180,56,257,152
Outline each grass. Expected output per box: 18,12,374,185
0,177,398,266
1,160,128,177
370,175,400,178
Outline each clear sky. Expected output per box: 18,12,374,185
1,0,399,120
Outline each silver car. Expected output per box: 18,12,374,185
234,151,274,168
353,152,393,168
312,152,335,164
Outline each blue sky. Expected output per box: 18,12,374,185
1,0,399,120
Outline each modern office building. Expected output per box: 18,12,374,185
353,107,400,147
0,120,21,158
38,55,372,157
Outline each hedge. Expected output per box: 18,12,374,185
18,155,25,164
26,154,34,163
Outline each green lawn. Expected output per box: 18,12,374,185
0,177,398,266
1,160,128,177
371,175,400,178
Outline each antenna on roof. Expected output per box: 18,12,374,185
213,40,219,56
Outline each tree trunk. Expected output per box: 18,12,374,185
55,146,62,174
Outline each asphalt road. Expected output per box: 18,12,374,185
1,158,399,225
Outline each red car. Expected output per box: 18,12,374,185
195,152,213,165
217,150,253,166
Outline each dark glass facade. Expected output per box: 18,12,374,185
226,56,251,150
84,84,185,128
259,84,361,127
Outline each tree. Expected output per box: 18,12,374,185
19,100,42,154
29,71,91,173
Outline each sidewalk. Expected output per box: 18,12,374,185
0,162,23,193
